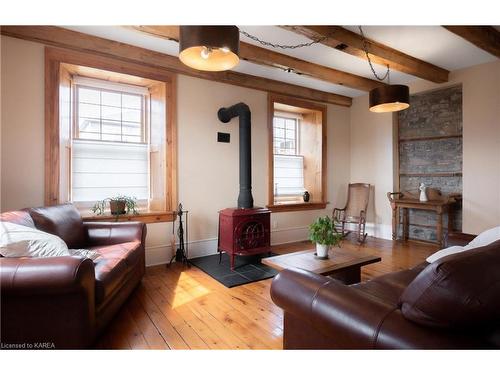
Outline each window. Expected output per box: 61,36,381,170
273,114,305,197
75,83,146,143
268,94,327,211
45,48,177,222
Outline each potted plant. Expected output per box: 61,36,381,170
91,195,139,218
308,216,343,259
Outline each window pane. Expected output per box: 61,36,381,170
274,117,284,127
78,118,100,133
78,88,100,104
78,103,100,119
101,133,122,142
122,135,142,143
102,121,122,135
122,94,142,109
285,119,296,130
274,127,284,138
101,91,121,107
101,105,121,121
79,131,100,140
122,122,142,136
286,129,296,140
123,109,141,123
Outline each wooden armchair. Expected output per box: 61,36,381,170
333,183,371,243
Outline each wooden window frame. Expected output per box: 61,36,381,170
45,47,177,223
267,94,328,212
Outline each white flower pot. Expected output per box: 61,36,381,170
316,243,330,258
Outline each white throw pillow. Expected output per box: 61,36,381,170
427,226,500,263
464,226,500,250
0,221,70,258
426,245,467,263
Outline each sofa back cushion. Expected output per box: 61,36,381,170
28,204,86,249
0,210,35,228
400,239,500,329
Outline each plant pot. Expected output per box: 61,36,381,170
109,200,126,215
316,243,330,259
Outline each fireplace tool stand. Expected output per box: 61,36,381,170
168,203,190,267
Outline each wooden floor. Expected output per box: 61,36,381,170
94,237,438,349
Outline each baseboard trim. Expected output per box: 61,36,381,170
145,223,393,266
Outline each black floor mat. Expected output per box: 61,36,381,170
189,252,279,288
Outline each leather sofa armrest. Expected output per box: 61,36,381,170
0,256,96,348
271,268,397,349
0,256,95,296
84,221,147,247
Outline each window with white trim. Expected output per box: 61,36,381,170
71,77,150,204
273,114,305,197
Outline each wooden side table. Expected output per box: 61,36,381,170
387,192,458,248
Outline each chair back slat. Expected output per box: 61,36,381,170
345,183,370,218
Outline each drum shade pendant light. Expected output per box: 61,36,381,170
179,26,240,72
358,26,410,113
369,84,410,113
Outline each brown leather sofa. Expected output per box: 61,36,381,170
271,233,500,349
0,204,146,349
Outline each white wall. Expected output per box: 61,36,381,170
350,60,500,237
0,36,351,265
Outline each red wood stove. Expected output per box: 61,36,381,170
218,207,271,270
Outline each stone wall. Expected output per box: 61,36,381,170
398,85,463,242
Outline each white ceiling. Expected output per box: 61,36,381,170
63,26,498,98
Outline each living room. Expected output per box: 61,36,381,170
1,1,499,373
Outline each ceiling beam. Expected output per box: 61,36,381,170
130,25,385,92
443,26,500,58
0,26,351,107
281,26,450,83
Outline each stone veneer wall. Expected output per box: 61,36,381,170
398,85,463,242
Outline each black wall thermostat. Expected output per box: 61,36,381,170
217,132,230,143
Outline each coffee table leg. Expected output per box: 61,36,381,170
327,267,361,285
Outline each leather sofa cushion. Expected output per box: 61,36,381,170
0,210,35,228
92,241,141,304
353,263,426,305
400,239,500,329
28,204,86,249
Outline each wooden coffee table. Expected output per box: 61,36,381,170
262,246,381,284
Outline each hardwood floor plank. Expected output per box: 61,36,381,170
135,286,189,349
94,237,435,349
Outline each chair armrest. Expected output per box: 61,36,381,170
0,256,96,348
271,268,396,349
84,221,147,247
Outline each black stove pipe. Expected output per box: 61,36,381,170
217,103,254,209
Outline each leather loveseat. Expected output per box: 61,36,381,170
271,233,500,349
0,204,146,349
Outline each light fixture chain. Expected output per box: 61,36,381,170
239,30,329,50
358,26,390,82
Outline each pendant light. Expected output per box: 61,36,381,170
359,26,410,113
179,26,240,72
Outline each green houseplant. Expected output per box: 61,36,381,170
91,195,139,218
308,216,343,258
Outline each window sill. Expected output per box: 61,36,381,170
267,202,328,212
81,210,175,224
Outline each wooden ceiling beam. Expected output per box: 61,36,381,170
130,25,384,92
0,26,352,107
281,26,450,83
443,26,500,58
